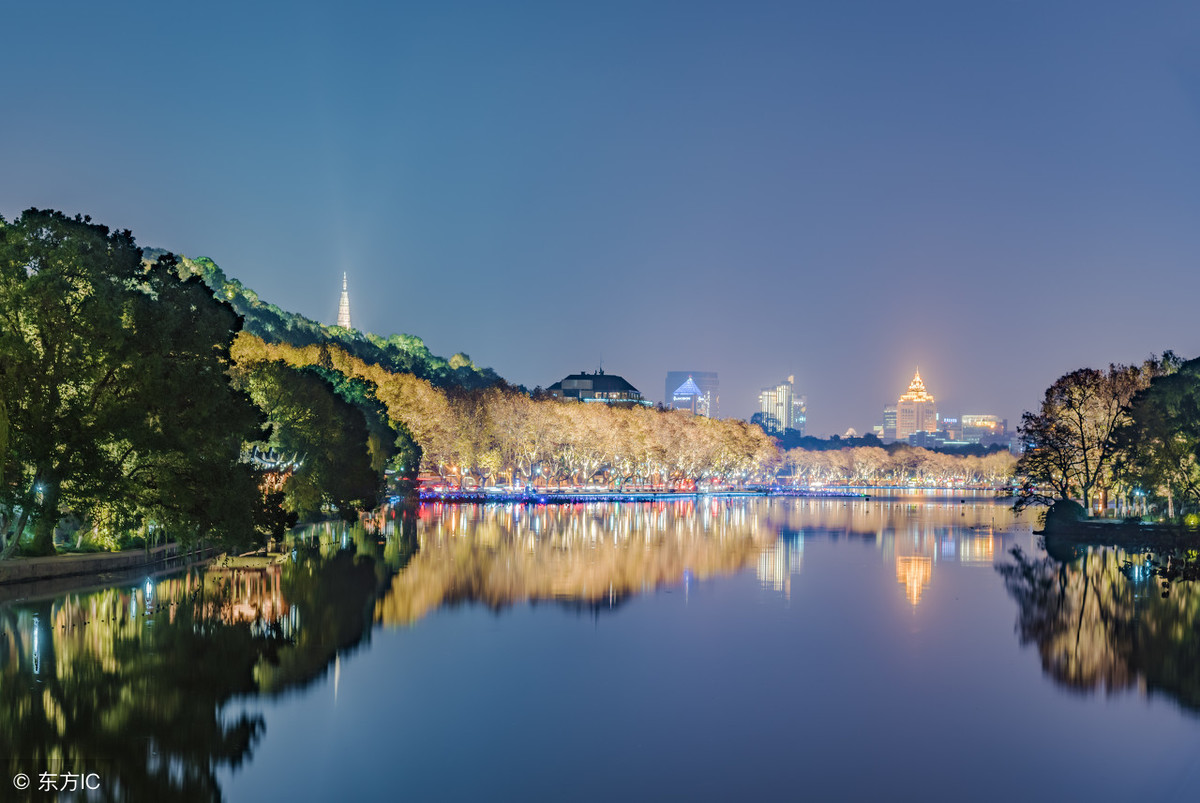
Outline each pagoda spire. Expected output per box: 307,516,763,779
337,272,352,329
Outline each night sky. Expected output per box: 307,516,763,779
4,1,1199,433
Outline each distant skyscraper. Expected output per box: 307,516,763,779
895,369,938,440
671,375,709,416
792,393,807,437
758,375,805,435
337,272,352,329
665,371,718,417
881,405,898,441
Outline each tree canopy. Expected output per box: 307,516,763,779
0,211,263,555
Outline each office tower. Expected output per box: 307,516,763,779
895,369,938,440
758,375,805,435
665,371,718,417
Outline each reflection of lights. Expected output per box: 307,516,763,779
758,537,803,599
896,556,932,605
959,535,994,564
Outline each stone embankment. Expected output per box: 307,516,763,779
0,543,216,586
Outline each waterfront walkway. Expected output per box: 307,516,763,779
0,542,216,588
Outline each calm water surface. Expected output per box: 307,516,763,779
2,496,1199,801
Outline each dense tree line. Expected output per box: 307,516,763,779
236,336,1017,490
1014,352,1200,518
0,212,268,556
779,446,1014,487
0,211,403,556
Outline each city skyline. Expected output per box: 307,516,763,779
4,1,1199,433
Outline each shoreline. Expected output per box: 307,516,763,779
2,490,1012,588
1041,519,1200,560
0,543,220,598
416,486,1008,504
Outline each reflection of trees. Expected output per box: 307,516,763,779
998,546,1200,713
375,501,773,626
0,593,269,802
0,533,402,802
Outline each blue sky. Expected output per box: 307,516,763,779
4,1,1199,432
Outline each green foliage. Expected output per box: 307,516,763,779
159,252,503,391
0,213,262,556
1116,356,1200,516
237,361,381,519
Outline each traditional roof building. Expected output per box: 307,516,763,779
547,370,649,406
896,368,938,440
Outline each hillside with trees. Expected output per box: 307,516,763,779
144,248,504,391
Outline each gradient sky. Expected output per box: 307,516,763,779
4,1,1199,433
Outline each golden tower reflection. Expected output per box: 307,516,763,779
895,555,933,606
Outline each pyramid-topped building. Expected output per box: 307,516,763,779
671,375,709,416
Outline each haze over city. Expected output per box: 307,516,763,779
4,1,1199,432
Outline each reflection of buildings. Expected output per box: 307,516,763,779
665,371,718,417
547,370,650,406
889,524,997,606
896,369,938,440
755,498,1009,607
757,376,806,435
895,556,933,606
757,533,803,599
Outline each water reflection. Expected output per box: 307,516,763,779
999,545,1200,713
0,537,386,802
0,497,1094,802
753,498,1009,605
377,498,1016,614
375,500,774,625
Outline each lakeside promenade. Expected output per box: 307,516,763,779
413,486,1007,504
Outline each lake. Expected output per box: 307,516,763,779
2,495,1198,801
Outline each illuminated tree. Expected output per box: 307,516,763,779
0,213,259,556
1115,356,1200,516
1014,361,1167,513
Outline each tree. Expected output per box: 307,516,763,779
110,254,264,548
1115,356,1200,517
0,211,260,555
236,361,380,519
1013,362,1165,514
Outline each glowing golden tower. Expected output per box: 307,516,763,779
896,368,938,440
